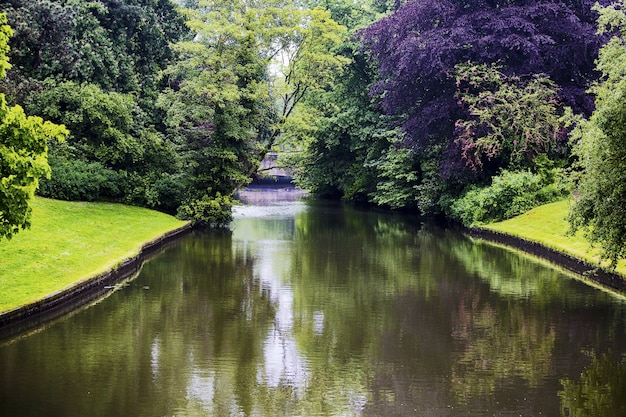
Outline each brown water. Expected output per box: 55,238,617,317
1,192,625,416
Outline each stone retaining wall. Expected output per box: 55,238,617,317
467,227,626,294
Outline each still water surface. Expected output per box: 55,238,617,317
1,193,626,416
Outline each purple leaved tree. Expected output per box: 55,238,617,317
362,0,607,175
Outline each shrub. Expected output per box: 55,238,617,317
450,169,568,226
120,172,185,214
38,158,126,202
177,193,234,227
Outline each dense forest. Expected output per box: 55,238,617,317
2,0,626,265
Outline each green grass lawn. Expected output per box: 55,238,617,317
0,197,189,313
482,199,626,277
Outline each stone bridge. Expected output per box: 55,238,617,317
256,152,293,183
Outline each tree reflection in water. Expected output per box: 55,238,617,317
1,192,626,417
559,351,626,417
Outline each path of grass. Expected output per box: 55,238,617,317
481,199,626,277
0,198,189,313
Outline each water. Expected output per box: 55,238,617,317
1,192,626,416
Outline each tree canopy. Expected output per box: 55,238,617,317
0,0,189,213
158,0,347,223
294,0,596,218
361,0,604,174
0,12,68,239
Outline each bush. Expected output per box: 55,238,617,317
120,172,185,214
450,169,568,226
38,158,126,202
177,193,234,227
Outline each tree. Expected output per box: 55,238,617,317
30,80,155,170
569,1,626,266
0,0,187,100
454,62,567,173
28,80,181,209
158,0,347,223
360,0,605,193
0,1,189,213
291,1,392,202
0,13,68,239
298,0,592,213
268,5,349,159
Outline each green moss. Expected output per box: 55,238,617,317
0,198,188,313
482,199,626,277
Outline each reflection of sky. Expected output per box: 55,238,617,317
186,369,216,411
184,213,312,413
185,198,368,415
255,242,310,394
233,201,307,220
150,336,160,380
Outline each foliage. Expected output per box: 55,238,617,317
27,79,182,211
450,169,568,226
292,14,389,203
0,11,9,76
0,0,189,214
454,62,568,173
559,352,626,417
37,157,125,202
176,193,235,227
159,0,348,216
158,0,273,200
368,139,420,209
269,5,350,151
293,84,392,202
569,0,626,267
29,80,149,168
0,0,187,100
299,0,600,218
0,13,68,240
362,0,603,146
304,0,385,31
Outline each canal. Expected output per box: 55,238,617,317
1,192,625,416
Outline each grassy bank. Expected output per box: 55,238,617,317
482,199,626,277
0,198,189,313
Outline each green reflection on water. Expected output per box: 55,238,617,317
1,199,625,416
559,351,626,417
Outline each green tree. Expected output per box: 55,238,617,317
291,2,390,203
159,0,275,211
0,13,68,239
159,0,347,223
30,80,153,170
569,1,626,266
0,0,189,213
29,80,181,210
0,0,187,101
267,5,349,155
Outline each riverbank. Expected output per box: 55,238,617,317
469,199,626,292
0,198,190,321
